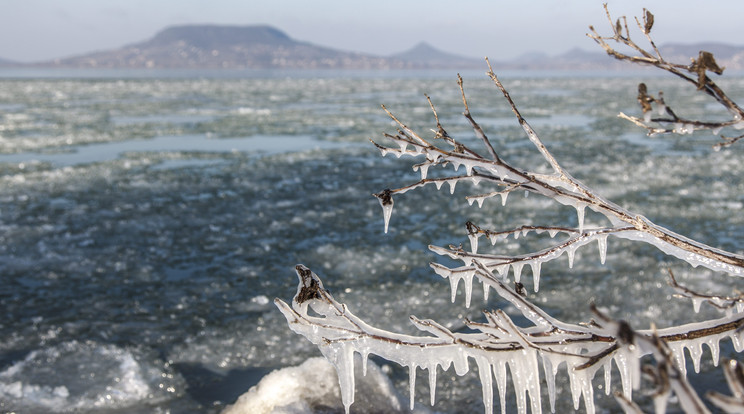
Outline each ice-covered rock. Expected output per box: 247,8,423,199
223,357,429,414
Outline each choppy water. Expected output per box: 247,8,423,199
0,69,743,413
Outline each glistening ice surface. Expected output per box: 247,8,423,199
0,70,743,413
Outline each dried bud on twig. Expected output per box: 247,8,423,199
637,83,654,114
691,51,725,89
643,9,654,33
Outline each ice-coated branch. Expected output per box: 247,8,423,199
276,8,744,412
371,68,744,281
276,70,744,411
587,5,744,147
668,270,744,316
707,359,744,413
276,265,744,414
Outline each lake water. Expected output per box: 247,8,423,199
0,69,743,413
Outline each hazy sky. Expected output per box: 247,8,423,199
2,1,743,63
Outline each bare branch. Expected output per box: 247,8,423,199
588,4,744,147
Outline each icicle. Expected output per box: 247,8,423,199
409,364,417,410
495,264,509,277
477,197,485,208
428,364,437,406
463,272,473,308
732,330,744,352
566,356,596,414
548,229,559,238
512,262,524,283
415,163,430,180
469,232,479,254
508,350,542,414
667,341,688,377
378,197,394,234
576,203,586,234
482,279,490,302
494,360,507,414
489,233,505,245
597,234,608,265
321,343,356,414
567,362,582,410
530,260,541,292
692,298,703,313
448,272,460,303
448,179,458,194
361,350,369,376
500,191,509,206
613,343,641,401
451,160,461,172
603,360,612,396
688,340,704,373
541,353,558,413
567,246,576,268
475,357,494,414
397,140,408,152
465,163,474,176
464,271,475,308
435,180,444,190
707,338,721,366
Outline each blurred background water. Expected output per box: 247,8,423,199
0,68,743,413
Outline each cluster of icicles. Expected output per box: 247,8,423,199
374,130,744,279
278,105,744,413
276,265,744,414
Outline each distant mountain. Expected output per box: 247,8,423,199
492,44,744,71
44,24,414,70
0,57,18,67
660,43,743,60
658,43,744,70
390,42,481,68
26,24,744,71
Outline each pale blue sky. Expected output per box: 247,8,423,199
2,1,743,63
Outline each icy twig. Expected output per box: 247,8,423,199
707,359,744,413
587,4,744,147
277,266,744,414
668,270,744,315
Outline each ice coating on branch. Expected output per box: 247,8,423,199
614,229,744,277
278,265,744,414
283,71,744,414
